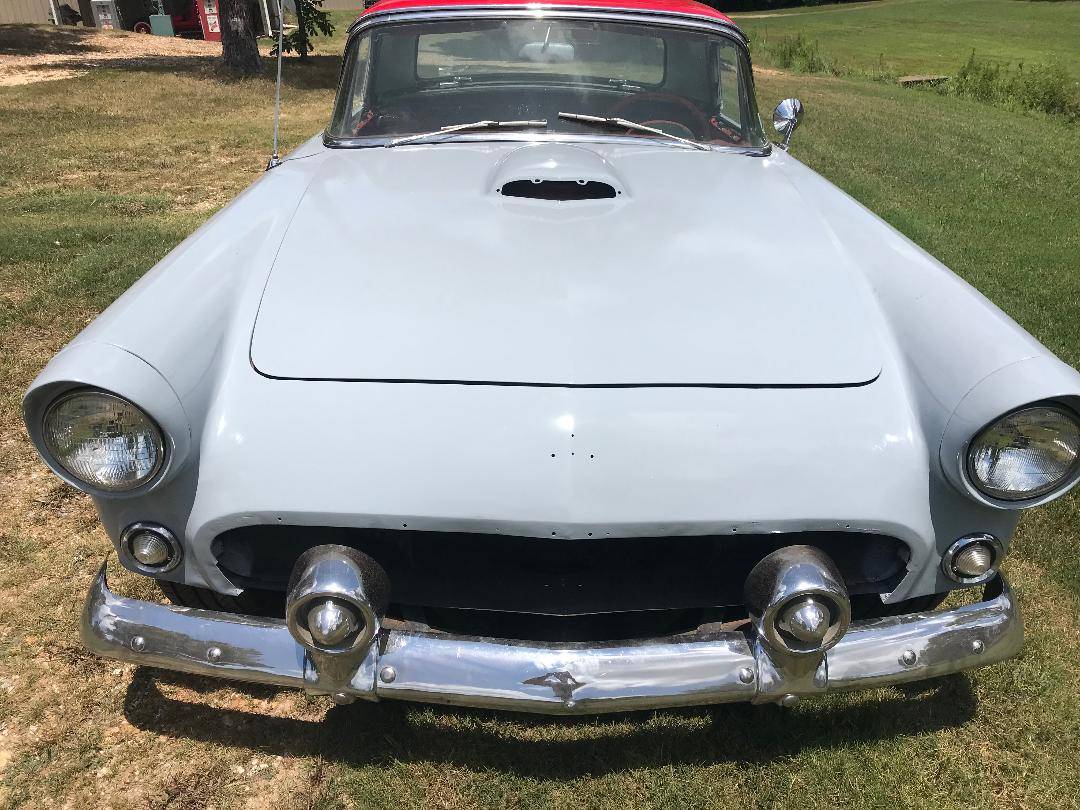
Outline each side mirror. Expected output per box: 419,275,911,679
772,98,804,150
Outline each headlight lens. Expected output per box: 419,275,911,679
42,390,164,492
967,405,1080,501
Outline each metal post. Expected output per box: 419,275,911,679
266,0,286,170
259,0,272,38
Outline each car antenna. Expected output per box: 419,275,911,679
266,0,286,170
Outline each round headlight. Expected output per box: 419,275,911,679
42,390,165,492
967,405,1080,501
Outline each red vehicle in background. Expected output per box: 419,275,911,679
129,0,202,36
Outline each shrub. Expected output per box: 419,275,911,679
950,51,1079,120
1013,62,1077,118
765,33,833,74
951,52,1006,104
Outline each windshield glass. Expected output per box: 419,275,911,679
328,17,766,149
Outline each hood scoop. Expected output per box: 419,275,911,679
490,143,625,201
498,179,618,201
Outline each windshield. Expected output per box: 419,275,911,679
327,17,766,149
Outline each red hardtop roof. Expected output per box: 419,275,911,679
360,0,734,25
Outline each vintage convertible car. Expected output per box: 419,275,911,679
23,0,1080,713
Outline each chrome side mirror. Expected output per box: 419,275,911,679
772,98,804,151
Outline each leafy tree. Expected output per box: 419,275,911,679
273,0,334,61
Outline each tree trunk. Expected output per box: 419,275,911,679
220,0,262,75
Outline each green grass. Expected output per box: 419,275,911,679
752,71,1080,368
320,9,364,54
1,6,1079,809
734,0,1080,78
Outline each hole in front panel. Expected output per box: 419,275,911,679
499,179,618,201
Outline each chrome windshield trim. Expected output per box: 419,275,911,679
322,129,772,156
327,7,763,155
321,7,768,156
348,6,748,44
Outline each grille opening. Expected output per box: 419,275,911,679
212,527,910,640
417,605,743,642
498,179,618,201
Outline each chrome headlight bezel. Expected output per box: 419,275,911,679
963,402,1080,506
41,388,167,495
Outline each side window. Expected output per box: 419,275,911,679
712,40,742,127
329,33,375,136
350,35,372,117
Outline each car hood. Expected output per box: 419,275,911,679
251,141,883,386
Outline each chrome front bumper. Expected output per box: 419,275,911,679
82,563,1022,714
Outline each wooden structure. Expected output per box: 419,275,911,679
0,0,56,24
898,74,949,87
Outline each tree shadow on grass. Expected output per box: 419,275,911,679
12,54,342,90
0,24,104,56
124,667,978,777
77,53,343,90
1,29,341,91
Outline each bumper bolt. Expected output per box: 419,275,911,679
130,635,145,652
971,640,985,655
207,646,222,663
780,693,800,708
900,649,917,666
379,666,397,684
738,667,755,684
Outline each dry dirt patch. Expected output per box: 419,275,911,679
0,25,222,86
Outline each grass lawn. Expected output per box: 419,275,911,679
1,3,1079,808
733,0,1080,77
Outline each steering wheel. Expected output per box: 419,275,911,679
635,120,696,140
609,92,710,139
354,106,421,137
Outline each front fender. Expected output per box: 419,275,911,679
22,341,193,497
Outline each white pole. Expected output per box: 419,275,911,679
48,0,62,25
267,0,286,169
260,0,272,38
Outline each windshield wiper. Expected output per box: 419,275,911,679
386,119,548,148
558,112,710,151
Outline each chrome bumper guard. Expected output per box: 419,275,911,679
82,563,1022,714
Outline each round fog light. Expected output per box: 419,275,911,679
954,545,994,578
130,532,170,567
121,522,181,574
943,534,1002,585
